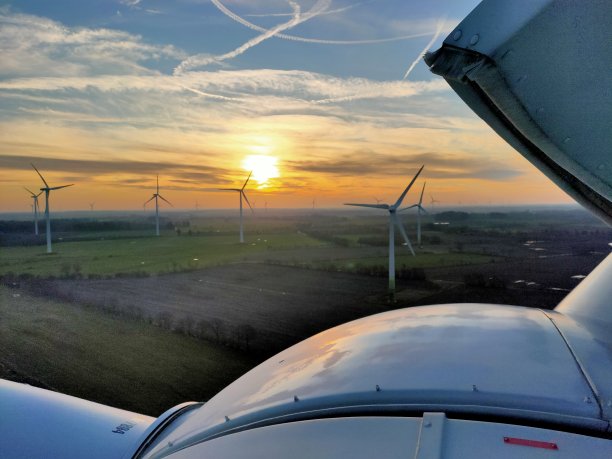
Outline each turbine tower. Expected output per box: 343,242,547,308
31,164,74,253
220,172,253,243
401,182,427,247
24,187,42,235
345,165,424,296
144,175,173,236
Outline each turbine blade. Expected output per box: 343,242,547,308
36,192,43,197
242,171,253,190
219,188,241,191
393,214,415,256
399,204,418,212
158,194,173,207
156,175,159,194
344,203,389,209
49,184,74,190
242,191,254,212
419,205,428,214
144,195,156,205
31,163,49,188
392,165,424,209
24,187,36,196
419,182,426,205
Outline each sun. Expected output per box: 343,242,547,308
242,154,280,187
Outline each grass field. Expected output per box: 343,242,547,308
0,285,257,416
0,231,324,277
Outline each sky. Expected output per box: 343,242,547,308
0,0,574,211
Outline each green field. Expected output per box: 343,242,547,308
0,285,257,415
0,231,324,278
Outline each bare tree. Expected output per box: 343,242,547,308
234,324,257,351
210,318,225,344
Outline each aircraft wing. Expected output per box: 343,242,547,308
425,0,612,225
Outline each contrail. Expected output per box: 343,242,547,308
210,0,432,45
246,0,374,18
402,18,446,80
176,1,331,74
179,85,241,101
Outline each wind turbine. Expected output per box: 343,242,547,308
31,164,74,253
429,193,440,208
220,172,253,243
24,187,43,235
144,175,173,236
345,165,424,295
89,202,95,212
401,182,427,247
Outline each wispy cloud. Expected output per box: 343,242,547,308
0,154,233,186
0,7,184,78
285,151,523,181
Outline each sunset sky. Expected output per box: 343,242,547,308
0,0,574,211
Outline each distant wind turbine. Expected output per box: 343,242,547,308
89,202,95,212
144,175,173,236
430,193,440,207
31,164,74,253
400,182,427,247
24,187,42,235
345,165,424,295
220,172,253,243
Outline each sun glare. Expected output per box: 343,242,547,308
242,155,280,187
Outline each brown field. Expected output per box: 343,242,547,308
25,248,607,357
33,264,413,354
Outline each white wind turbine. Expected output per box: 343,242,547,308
345,165,424,295
220,172,253,243
144,175,173,236
31,164,74,253
24,187,43,236
401,181,427,247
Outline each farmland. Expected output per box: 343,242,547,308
0,285,256,416
1,207,610,415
